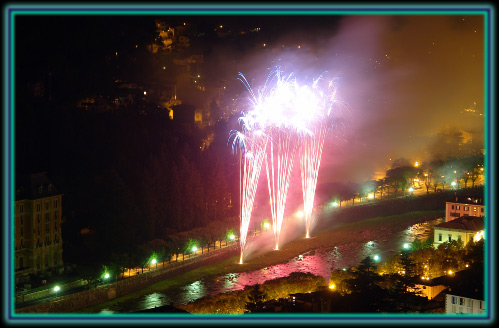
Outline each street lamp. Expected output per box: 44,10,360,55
151,258,157,269
104,273,110,279
373,255,380,262
409,187,414,196
192,246,198,254
403,243,410,250
54,285,60,298
263,222,270,231
451,181,457,189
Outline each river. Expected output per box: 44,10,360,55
97,217,443,314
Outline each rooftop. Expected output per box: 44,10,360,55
435,216,484,231
447,196,484,206
15,172,61,200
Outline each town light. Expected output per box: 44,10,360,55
230,234,235,240
373,255,380,261
263,222,270,230
151,259,157,265
329,283,336,289
474,230,484,242
54,286,60,292
192,246,198,253
296,210,304,218
104,273,110,279
403,243,410,249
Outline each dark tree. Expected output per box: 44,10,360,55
244,284,266,313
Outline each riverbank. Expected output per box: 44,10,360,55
75,209,444,313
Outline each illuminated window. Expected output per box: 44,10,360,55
464,206,469,211
457,205,460,210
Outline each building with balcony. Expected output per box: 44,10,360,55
15,173,63,283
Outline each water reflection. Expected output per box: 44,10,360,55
99,218,441,313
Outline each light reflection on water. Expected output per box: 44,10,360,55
99,218,441,313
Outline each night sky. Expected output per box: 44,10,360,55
15,13,484,184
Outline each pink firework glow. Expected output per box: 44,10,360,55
231,68,340,262
230,119,268,264
299,77,339,238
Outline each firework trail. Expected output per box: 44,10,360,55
231,68,340,261
253,69,309,251
299,77,338,238
230,119,268,264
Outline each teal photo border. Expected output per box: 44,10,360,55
2,2,496,326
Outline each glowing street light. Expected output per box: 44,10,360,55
54,285,60,298
230,234,235,241
192,246,198,253
151,258,157,269
409,187,414,195
373,255,380,261
451,181,457,189
296,210,304,219
263,222,270,231
403,243,410,250
104,273,110,279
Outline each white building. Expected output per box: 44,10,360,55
445,292,485,314
433,216,484,249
